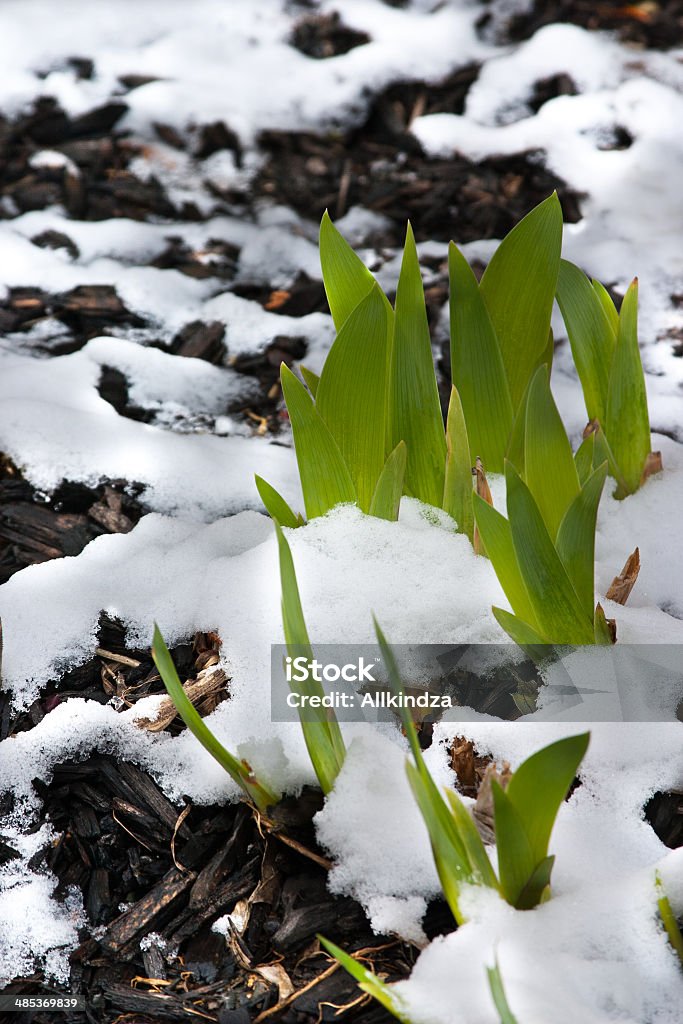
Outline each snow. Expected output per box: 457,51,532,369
0,0,682,1016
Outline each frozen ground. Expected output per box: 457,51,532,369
0,0,682,1019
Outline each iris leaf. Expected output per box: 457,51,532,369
255,475,304,528
480,193,563,410
443,386,474,541
605,279,651,496
448,241,513,472
370,441,407,521
316,285,390,511
523,365,580,540
389,224,446,506
152,625,279,811
281,363,357,519
275,524,345,793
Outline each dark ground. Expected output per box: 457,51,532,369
1,2,682,1021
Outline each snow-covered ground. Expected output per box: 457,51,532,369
0,1,682,1019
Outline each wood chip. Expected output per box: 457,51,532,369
99,867,196,953
135,668,227,732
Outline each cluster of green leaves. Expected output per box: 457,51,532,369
276,526,587,920
255,195,658,647
557,264,656,497
151,625,280,811
473,365,611,646
257,194,571,533
257,213,475,540
376,619,589,920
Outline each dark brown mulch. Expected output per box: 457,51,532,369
254,68,584,245
3,758,423,1024
0,456,147,585
0,284,147,354
291,11,371,59
0,97,197,222
645,789,683,849
481,0,683,49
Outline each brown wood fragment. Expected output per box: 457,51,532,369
61,284,128,317
606,547,640,605
99,867,196,953
135,668,227,732
88,486,134,533
265,289,291,311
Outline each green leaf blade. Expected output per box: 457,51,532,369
318,937,413,1024
491,607,547,655
492,781,537,908
480,193,563,410
523,365,580,540
487,959,520,1024
152,625,279,811
605,279,651,495
255,475,303,528
505,732,590,866
389,224,446,506
443,386,474,541
473,495,539,631
448,242,513,472
319,211,377,330
281,363,357,519
505,463,594,643
555,462,608,619
275,524,346,793
369,441,407,521
556,259,615,423
316,285,390,511
300,364,320,398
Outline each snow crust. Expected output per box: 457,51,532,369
0,0,682,1016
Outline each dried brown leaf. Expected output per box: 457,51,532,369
472,760,511,844
641,450,663,484
450,737,477,793
606,547,640,606
473,457,493,557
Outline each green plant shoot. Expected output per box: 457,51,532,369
475,366,610,646
449,193,562,471
374,618,588,916
556,261,660,497
487,959,519,1024
275,523,346,793
151,625,279,811
318,936,413,1023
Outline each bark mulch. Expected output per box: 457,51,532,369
1,625,457,1024
482,0,683,49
